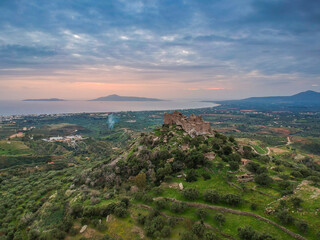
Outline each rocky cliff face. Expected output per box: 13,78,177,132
164,111,213,137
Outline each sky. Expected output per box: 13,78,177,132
0,0,319,100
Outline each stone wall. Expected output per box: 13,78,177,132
164,111,212,137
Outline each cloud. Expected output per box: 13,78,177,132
185,88,200,91
206,87,225,90
0,0,319,99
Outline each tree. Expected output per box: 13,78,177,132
295,220,308,232
229,161,239,171
204,232,217,240
192,222,205,237
254,173,273,186
214,213,226,227
161,226,171,237
195,208,208,220
203,190,220,204
238,226,256,240
246,162,261,173
134,172,146,189
223,194,242,206
170,202,186,213
202,172,211,180
186,169,198,182
182,188,200,201
291,197,303,208
276,209,293,225
154,199,168,210
180,232,197,240
113,206,128,218
223,146,233,155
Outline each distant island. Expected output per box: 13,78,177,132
90,94,164,101
23,98,65,102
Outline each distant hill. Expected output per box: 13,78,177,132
211,90,320,105
23,98,65,101
240,90,320,103
206,90,320,112
91,94,164,101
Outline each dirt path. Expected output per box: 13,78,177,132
155,197,306,240
266,147,271,155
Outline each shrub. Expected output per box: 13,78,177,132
195,208,208,220
229,153,241,163
238,226,256,240
180,232,197,240
113,206,128,218
154,199,168,210
223,194,241,206
120,198,130,208
186,170,198,182
137,213,146,225
223,146,233,155
204,232,217,240
192,223,205,237
202,172,211,180
291,171,303,178
276,209,294,225
182,188,200,201
250,203,258,211
246,162,261,173
161,226,171,237
229,161,239,171
203,190,220,204
258,155,270,163
134,172,147,189
170,202,186,213
254,173,273,186
295,220,308,232
291,197,303,208
144,215,166,237
214,213,226,227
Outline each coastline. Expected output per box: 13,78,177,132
0,100,219,117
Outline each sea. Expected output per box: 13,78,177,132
0,100,218,116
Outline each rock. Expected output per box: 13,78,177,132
204,152,216,160
130,185,139,193
167,158,174,163
80,225,87,233
106,215,110,222
164,111,213,137
179,183,184,190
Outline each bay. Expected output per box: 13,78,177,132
0,100,218,116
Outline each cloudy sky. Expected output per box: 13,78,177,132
0,0,319,100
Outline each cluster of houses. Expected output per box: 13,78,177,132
42,135,83,143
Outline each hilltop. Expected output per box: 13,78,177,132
91,94,164,101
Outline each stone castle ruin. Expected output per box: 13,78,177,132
164,111,213,137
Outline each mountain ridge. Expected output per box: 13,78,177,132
23,98,65,101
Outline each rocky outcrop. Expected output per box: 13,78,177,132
164,111,213,137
